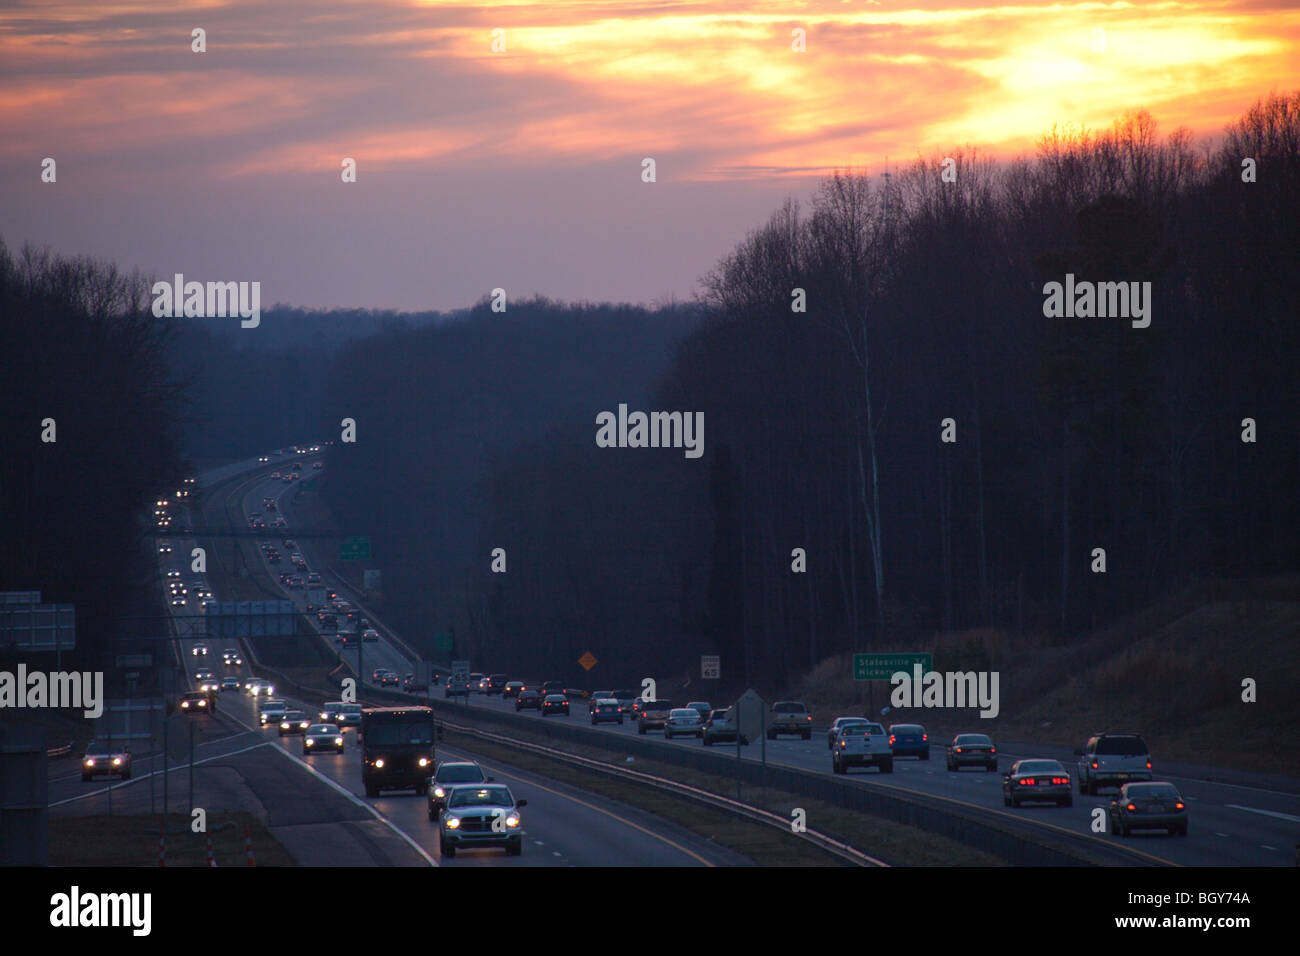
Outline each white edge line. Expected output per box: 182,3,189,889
1224,803,1300,824
50,740,272,807
265,740,438,867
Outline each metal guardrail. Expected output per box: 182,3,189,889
440,716,886,867
47,743,73,758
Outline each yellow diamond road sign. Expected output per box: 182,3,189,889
578,651,598,671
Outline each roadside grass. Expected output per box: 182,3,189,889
794,574,1300,775
49,812,296,867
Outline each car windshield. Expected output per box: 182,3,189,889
438,764,486,783
308,725,337,734
1127,783,1179,799
955,734,992,746
284,712,305,720
838,718,869,728
1097,736,1147,755
448,787,512,808
366,722,435,746
1017,760,1063,774
670,709,697,718
613,690,635,699
340,706,361,715
892,725,923,734
773,702,806,713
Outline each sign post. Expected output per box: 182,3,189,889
451,660,470,707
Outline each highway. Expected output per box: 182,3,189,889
157,446,1300,867
106,447,744,866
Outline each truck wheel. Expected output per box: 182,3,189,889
122,768,132,780
881,759,893,773
767,731,777,741
365,782,378,798
919,750,929,761
507,840,522,856
638,724,646,735
801,730,811,740
441,842,455,858
832,756,842,774
1003,792,1011,806
703,737,712,746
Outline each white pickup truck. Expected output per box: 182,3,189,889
832,721,894,774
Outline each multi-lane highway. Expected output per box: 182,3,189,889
152,446,1300,867
111,448,743,866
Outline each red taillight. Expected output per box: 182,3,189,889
922,734,928,741
1126,803,1137,811
955,747,963,753
1091,760,1098,769
1175,802,1185,810
989,747,996,753
1052,776,1069,785
1146,761,1152,769
1019,778,1035,786
889,735,896,744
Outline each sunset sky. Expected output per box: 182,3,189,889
2,1,1296,311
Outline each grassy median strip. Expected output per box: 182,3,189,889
441,725,1004,867
49,812,296,867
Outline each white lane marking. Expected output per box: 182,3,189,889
1261,845,1277,851
50,740,272,807
264,741,438,867
1215,832,1231,837
1224,804,1300,824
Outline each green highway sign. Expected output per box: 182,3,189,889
853,652,932,681
340,536,371,561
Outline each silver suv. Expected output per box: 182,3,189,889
1075,733,1152,794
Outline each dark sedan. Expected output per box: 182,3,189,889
427,761,491,819
1002,759,1072,808
947,733,997,771
1109,782,1188,836
278,710,312,736
81,742,132,782
541,694,570,716
888,724,930,759
515,689,541,711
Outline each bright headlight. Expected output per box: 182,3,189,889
445,818,460,829
418,757,430,767
305,739,314,746
85,759,94,766
433,787,445,798
506,815,520,828
373,759,384,768
112,757,122,766
334,737,343,746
